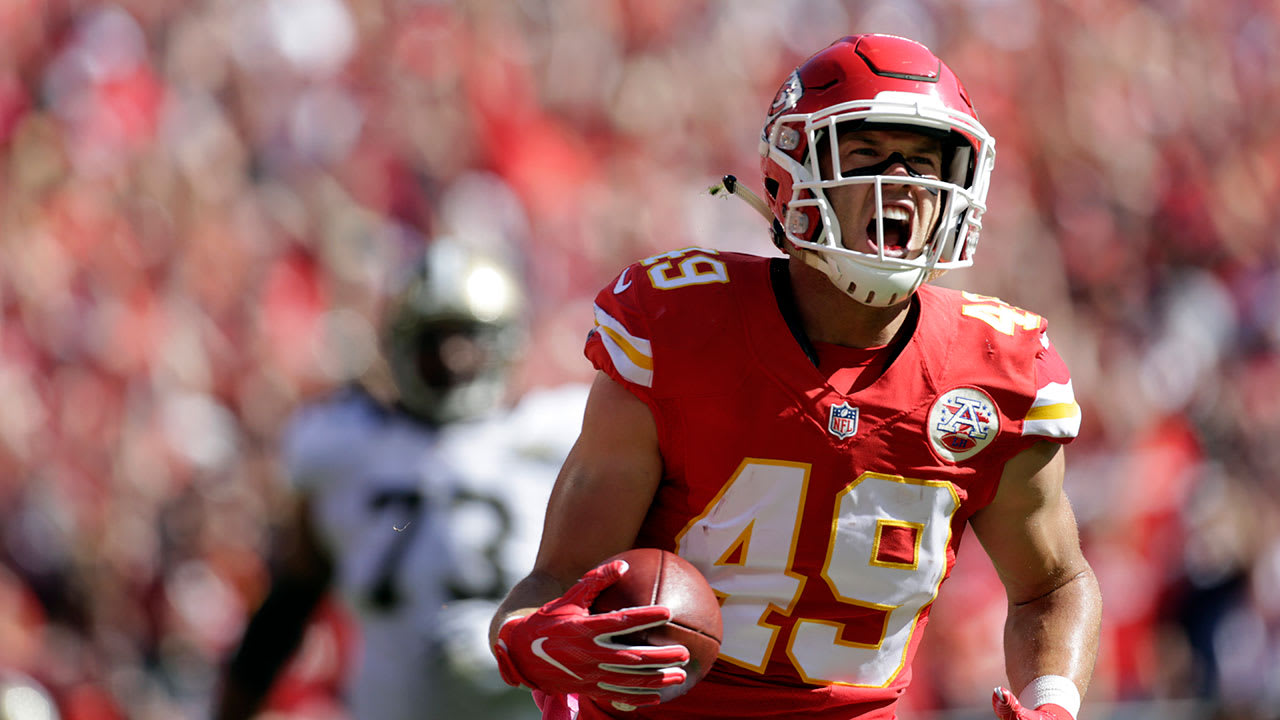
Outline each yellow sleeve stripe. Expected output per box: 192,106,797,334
1024,401,1081,422
593,304,653,388
1022,380,1081,439
597,323,654,371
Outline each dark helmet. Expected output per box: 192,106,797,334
382,239,523,424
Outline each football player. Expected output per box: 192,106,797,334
488,34,1101,720
213,239,586,720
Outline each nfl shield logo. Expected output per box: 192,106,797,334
828,402,860,439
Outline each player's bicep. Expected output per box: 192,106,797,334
532,371,663,587
970,441,1088,604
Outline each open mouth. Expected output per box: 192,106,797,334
865,205,913,258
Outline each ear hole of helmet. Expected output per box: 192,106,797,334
770,218,787,250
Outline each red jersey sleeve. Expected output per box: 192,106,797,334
930,288,1082,462
1020,328,1082,444
583,248,747,408
584,261,658,404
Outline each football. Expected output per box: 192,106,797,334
591,548,723,701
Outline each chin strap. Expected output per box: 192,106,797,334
798,246,836,279
706,175,840,289
709,174,792,250
708,175,774,223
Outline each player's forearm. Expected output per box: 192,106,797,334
215,574,327,720
213,682,264,720
1002,564,1102,697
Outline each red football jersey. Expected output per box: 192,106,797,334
578,248,1080,719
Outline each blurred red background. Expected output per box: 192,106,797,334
1,1,1277,718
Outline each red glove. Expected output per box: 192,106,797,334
494,560,691,710
993,687,1075,720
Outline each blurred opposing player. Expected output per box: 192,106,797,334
213,239,585,720
489,33,1101,720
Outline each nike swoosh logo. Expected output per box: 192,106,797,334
532,637,583,679
613,268,632,294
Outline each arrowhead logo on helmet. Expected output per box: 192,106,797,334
764,70,804,132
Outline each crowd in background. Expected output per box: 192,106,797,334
1,1,1278,718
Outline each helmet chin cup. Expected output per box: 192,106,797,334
798,244,928,307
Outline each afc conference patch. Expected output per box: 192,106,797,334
828,401,860,439
927,387,1000,462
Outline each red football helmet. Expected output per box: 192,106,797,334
760,34,996,306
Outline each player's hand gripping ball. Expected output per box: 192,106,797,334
591,548,723,702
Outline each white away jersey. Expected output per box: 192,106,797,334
280,384,588,720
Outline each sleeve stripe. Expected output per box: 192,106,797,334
598,323,654,371
593,304,653,388
593,304,652,356
1022,380,1081,439
1025,401,1081,422
1030,379,1074,405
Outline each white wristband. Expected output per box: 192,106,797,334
1020,675,1081,719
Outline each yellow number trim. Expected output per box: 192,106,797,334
677,463,959,687
641,247,730,290
960,291,1041,335
675,458,809,674
869,519,924,571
